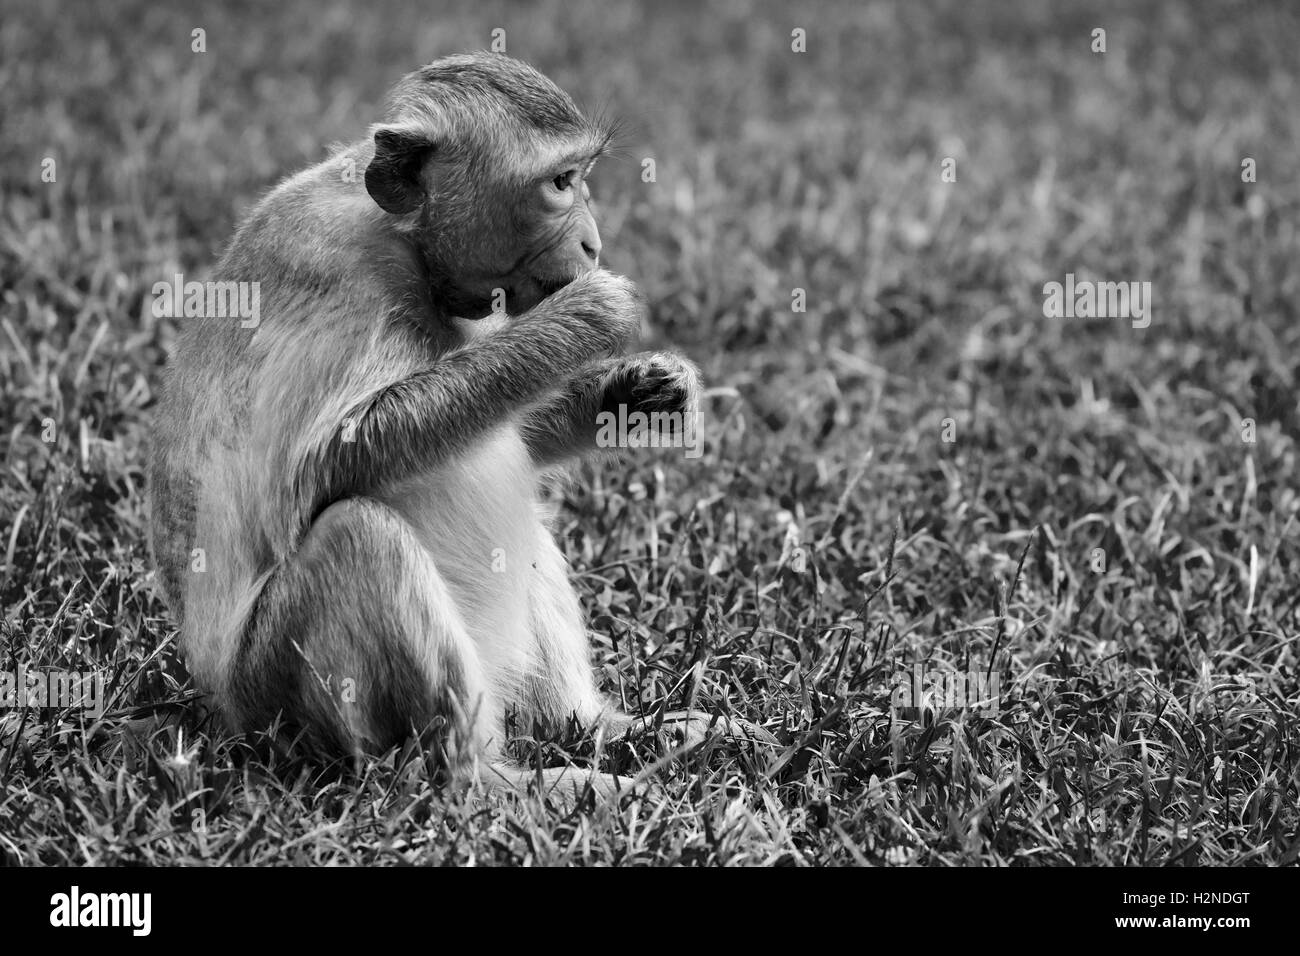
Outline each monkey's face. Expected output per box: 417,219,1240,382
415,147,605,318
497,158,603,314
364,54,614,320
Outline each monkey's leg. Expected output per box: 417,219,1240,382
520,351,700,468
519,529,619,734
235,498,637,802
484,530,643,804
233,497,496,778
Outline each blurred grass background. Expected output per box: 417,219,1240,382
1,0,1298,864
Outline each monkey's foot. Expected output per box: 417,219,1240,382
479,762,643,807
618,710,778,750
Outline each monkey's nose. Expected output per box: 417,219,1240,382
581,239,600,263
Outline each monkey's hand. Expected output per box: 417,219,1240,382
520,350,701,467
597,351,701,430
536,269,646,360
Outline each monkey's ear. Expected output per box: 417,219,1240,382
365,127,434,215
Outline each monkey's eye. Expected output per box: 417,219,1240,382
552,170,577,191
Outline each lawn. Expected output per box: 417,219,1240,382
1,0,1298,865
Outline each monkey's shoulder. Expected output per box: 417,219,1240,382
218,145,415,290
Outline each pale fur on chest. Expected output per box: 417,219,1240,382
379,418,541,699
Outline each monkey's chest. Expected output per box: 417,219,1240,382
381,426,540,650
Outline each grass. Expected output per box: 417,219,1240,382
2,0,1298,865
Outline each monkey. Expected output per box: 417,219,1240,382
148,53,773,803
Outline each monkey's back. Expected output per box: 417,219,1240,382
148,151,428,697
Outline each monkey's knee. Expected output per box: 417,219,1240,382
232,498,490,772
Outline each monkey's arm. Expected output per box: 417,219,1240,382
302,273,643,512
520,352,700,468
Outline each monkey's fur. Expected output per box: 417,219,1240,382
149,54,770,800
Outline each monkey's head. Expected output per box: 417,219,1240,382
365,53,613,317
